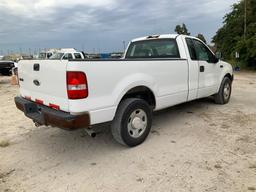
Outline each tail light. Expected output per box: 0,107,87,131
67,71,88,99
14,67,20,87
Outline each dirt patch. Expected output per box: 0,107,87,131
0,140,10,148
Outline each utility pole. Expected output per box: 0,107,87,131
122,41,126,53
244,0,247,39
82,44,84,53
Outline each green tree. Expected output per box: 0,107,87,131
197,33,207,44
212,0,256,68
175,23,191,35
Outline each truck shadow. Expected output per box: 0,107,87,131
17,97,216,160
153,97,214,117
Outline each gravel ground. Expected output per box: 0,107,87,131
0,72,256,192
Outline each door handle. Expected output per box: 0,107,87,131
33,63,40,71
200,66,205,72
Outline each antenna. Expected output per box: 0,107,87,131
122,41,126,52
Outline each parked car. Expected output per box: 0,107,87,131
15,34,233,147
38,48,82,59
49,51,85,60
0,61,17,75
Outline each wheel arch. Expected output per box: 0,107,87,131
118,86,156,109
224,73,234,82
216,72,233,95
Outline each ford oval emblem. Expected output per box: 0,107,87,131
33,80,40,86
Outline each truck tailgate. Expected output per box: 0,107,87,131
18,60,69,112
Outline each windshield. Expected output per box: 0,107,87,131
49,53,64,59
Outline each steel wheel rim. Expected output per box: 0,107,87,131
223,83,231,100
127,109,148,138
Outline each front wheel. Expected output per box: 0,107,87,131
111,98,152,147
214,77,232,104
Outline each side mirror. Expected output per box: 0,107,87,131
216,51,222,60
209,55,219,64
214,57,219,64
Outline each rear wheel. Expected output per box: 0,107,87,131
214,77,232,104
111,98,152,147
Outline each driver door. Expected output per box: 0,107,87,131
192,39,220,98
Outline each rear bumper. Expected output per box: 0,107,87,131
14,96,90,130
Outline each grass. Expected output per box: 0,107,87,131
227,59,256,71
0,140,10,148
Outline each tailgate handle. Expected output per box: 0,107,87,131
33,63,40,71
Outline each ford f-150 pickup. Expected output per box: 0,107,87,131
15,34,233,147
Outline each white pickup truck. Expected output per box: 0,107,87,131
15,34,233,147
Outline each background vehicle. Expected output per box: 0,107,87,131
0,61,17,75
49,51,86,60
38,48,85,60
15,34,233,147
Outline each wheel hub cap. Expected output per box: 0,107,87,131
223,83,230,100
132,117,144,130
127,109,148,138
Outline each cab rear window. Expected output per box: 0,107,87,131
126,39,180,59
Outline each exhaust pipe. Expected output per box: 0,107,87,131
84,128,96,138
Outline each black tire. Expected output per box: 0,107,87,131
214,77,232,104
111,98,152,147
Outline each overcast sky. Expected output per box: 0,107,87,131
0,0,239,54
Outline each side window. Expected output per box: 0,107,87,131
68,54,73,60
185,38,197,60
74,53,82,59
47,53,52,59
193,40,216,63
62,54,68,60
63,53,73,60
